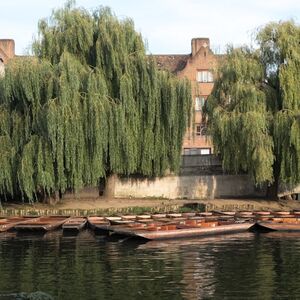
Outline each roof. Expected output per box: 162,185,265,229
151,54,190,74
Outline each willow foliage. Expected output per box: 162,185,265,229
206,21,300,196
0,2,191,202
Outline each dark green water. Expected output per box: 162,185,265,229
1,231,300,300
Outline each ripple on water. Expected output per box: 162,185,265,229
1,232,300,299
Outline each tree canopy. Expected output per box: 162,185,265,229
206,20,300,198
0,2,191,202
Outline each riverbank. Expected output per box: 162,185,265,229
1,197,300,216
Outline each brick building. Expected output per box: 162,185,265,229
0,38,217,156
154,38,218,155
0,39,15,76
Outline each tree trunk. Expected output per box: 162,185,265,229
266,160,280,200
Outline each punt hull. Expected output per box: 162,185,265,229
111,223,253,240
62,218,87,232
251,222,300,232
14,217,69,232
0,217,37,232
87,217,110,234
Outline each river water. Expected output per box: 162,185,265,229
0,230,300,299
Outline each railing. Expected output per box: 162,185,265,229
180,154,223,175
181,154,221,167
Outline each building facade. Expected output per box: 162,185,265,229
154,38,217,155
0,39,15,63
0,38,216,155
0,39,15,76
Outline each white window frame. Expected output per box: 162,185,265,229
200,148,211,155
195,124,208,136
195,96,205,111
196,70,213,83
183,148,211,155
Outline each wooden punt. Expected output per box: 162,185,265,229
167,213,182,218
251,221,300,232
105,216,122,222
62,217,87,232
0,217,37,232
182,212,196,218
121,215,137,220
110,221,253,240
235,212,254,219
273,211,290,215
87,216,110,232
212,211,236,216
254,211,271,216
136,215,152,220
152,214,167,219
14,216,69,232
198,212,213,216
110,219,136,225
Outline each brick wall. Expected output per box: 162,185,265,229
0,39,15,64
178,38,217,152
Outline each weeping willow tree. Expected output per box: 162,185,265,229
206,20,300,199
0,2,191,202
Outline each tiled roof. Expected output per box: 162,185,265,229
151,54,190,74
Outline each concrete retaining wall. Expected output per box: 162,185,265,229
107,174,265,199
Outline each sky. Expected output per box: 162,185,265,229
1,0,300,55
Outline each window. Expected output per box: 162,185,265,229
197,70,213,83
183,148,211,155
195,96,205,111
200,148,211,155
183,148,191,155
195,124,208,136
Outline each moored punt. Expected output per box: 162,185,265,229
251,215,300,232
212,211,236,216
152,214,167,219
255,215,274,221
121,215,137,220
109,219,136,225
273,211,290,216
110,221,253,240
105,216,122,222
62,217,87,232
251,221,300,232
0,217,37,232
235,212,254,219
14,216,69,232
167,213,182,218
136,215,152,220
87,216,110,232
198,212,213,217
182,212,196,218
254,211,271,216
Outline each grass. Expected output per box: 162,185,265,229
0,203,206,217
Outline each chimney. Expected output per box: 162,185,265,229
0,39,15,63
191,38,210,56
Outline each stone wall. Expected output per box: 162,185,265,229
106,174,265,199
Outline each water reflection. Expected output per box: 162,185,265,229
0,231,300,299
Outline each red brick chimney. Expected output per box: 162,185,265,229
0,39,15,63
191,38,210,56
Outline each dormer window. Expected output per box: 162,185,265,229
197,70,213,83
